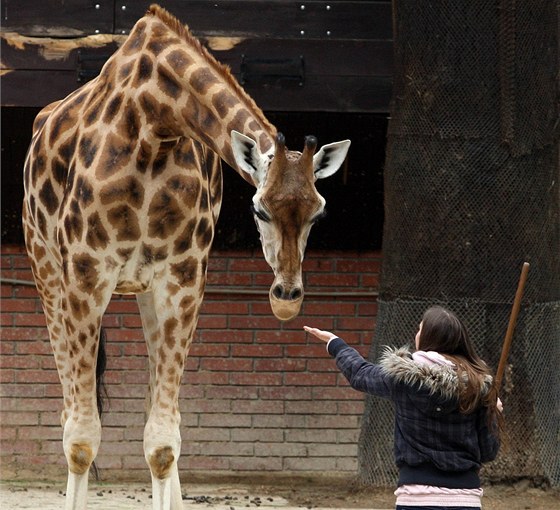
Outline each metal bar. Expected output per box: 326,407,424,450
0,278,379,298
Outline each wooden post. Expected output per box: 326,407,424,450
495,262,530,390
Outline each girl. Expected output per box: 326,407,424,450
304,306,503,510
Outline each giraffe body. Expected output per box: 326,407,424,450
22,5,350,509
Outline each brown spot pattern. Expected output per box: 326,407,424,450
86,212,110,249
78,133,99,169
78,332,87,347
180,307,195,330
68,292,90,321
148,190,185,239
155,104,179,139
226,108,251,135
136,139,152,173
103,93,124,124
72,253,99,294
58,132,77,166
166,49,192,77
75,176,94,207
211,90,238,119
122,28,146,56
142,243,168,264
157,64,182,99
163,317,178,349
39,179,59,215
117,248,134,262
107,205,141,241
64,207,84,243
134,54,154,87
83,93,105,127
167,174,201,208
99,176,144,208
173,140,196,168
116,101,140,140
97,132,134,179
173,218,196,254
195,217,213,249
118,61,134,82
190,68,219,95
49,157,66,187
199,186,209,212
138,91,159,123
30,148,46,186
49,107,76,148
170,257,198,287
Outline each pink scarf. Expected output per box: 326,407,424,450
412,350,455,367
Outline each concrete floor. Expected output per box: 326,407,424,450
0,481,391,510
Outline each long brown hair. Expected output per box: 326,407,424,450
418,306,503,435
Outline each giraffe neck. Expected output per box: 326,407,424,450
114,8,277,181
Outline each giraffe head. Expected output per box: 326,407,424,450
231,130,351,321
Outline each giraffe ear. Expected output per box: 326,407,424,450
313,140,351,180
231,130,268,184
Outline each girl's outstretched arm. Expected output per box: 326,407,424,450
303,326,392,398
303,326,337,343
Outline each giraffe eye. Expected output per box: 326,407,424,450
251,205,270,222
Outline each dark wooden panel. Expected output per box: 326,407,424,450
2,0,113,36
3,0,392,40
1,33,392,78
246,75,392,112
1,69,391,112
0,34,119,71
1,0,393,113
216,39,393,77
116,1,392,40
1,70,79,108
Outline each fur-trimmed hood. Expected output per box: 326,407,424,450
379,346,493,401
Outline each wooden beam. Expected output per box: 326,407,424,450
3,1,392,40
1,32,393,112
1,68,391,112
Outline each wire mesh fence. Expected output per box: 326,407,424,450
358,0,559,487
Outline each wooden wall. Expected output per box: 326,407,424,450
1,0,393,112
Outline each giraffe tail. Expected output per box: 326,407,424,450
91,326,108,480
96,326,108,416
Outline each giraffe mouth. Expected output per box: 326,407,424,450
269,290,304,321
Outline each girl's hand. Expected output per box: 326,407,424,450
303,326,338,343
497,398,503,413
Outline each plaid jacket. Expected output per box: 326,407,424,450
328,338,500,488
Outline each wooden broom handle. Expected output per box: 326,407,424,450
495,262,530,390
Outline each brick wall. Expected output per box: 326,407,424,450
0,245,380,480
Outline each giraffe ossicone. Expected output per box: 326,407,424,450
22,4,350,509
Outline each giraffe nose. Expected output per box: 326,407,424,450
272,284,302,301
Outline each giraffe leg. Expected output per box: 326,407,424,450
23,214,91,507
23,218,73,427
137,292,158,417
138,286,200,510
58,274,113,510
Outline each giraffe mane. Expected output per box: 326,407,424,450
147,4,277,139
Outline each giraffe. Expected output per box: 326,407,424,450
22,4,350,509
